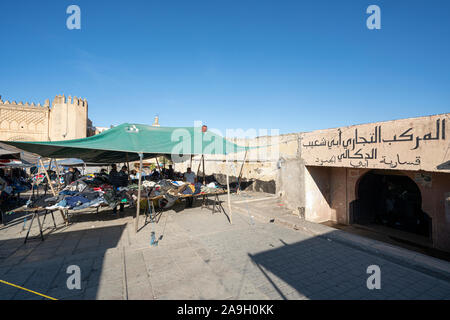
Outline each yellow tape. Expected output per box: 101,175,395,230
0,279,58,300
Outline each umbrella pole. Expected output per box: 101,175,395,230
35,157,41,198
202,154,206,185
40,158,56,196
226,155,232,224
126,153,130,181
53,158,62,190
135,153,143,233
196,155,203,181
155,157,161,174
237,150,248,194
39,158,68,225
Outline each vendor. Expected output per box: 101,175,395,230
64,167,75,186
150,168,160,181
0,169,7,198
167,165,175,180
119,166,129,186
0,169,12,213
73,167,81,181
129,169,138,181
109,164,119,183
99,168,109,178
109,164,129,187
109,164,129,214
184,167,196,184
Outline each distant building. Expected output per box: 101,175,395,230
94,126,110,135
152,116,160,127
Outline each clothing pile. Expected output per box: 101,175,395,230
11,178,31,194
136,179,225,209
200,181,224,193
27,174,133,211
27,175,226,212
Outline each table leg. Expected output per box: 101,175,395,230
36,211,44,241
51,211,57,228
212,195,217,214
41,210,47,227
24,212,36,243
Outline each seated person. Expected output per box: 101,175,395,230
183,167,196,184
118,166,129,187
64,167,76,186
99,168,109,178
109,164,129,214
150,169,160,181
129,169,138,181
183,168,196,207
167,165,175,180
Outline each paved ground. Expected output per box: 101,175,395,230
1,192,450,300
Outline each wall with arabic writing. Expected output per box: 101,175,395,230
301,113,450,173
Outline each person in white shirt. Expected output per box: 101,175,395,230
184,167,196,184
183,167,196,208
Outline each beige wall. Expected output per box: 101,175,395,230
0,100,50,142
301,114,450,173
49,95,88,141
304,166,331,222
174,133,299,183
0,95,88,142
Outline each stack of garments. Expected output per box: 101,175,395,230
43,188,106,211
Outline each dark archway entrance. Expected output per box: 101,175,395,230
353,170,431,238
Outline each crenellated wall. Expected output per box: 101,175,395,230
0,97,50,142
0,94,88,142
49,94,88,141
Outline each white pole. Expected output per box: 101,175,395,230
226,154,232,224
135,152,143,233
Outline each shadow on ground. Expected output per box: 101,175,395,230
0,223,126,300
248,230,450,300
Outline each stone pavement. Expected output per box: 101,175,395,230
230,192,450,282
0,192,450,300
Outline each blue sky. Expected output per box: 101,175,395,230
0,0,449,135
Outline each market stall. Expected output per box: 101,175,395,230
1,123,250,232
0,149,35,225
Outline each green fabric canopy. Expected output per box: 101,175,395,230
0,123,249,163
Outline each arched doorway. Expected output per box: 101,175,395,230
353,170,431,238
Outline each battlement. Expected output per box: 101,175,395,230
52,94,88,108
0,94,88,109
0,95,48,108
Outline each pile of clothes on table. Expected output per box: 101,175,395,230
26,174,133,211
129,179,226,209
26,174,226,212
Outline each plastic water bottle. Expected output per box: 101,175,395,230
150,231,157,246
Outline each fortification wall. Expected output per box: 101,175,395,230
0,94,88,142
49,95,88,141
0,97,50,141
